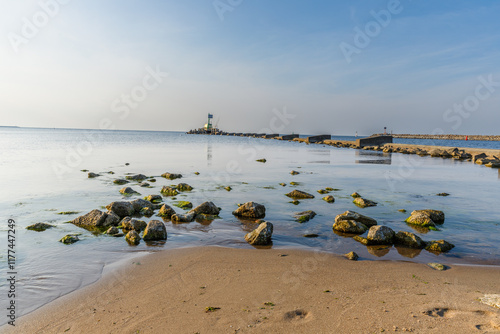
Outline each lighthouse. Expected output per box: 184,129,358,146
204,113,213,133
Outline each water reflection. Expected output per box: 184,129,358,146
366,245,390,257
396,246,422,258
207,143,212,166
355,150,392,165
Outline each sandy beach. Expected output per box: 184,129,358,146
4,246,499,334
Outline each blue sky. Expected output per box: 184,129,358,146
1,0,499,135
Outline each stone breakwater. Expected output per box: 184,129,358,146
385,134,500,141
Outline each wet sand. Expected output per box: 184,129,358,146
4,246,500,333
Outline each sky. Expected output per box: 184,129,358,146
1,0,499,135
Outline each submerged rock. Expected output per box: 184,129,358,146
189,202,220,216
425,240,455,253
177,183,193,191
26,222,54,232
232,201,266,219
113,179,129,185
245,222,273,245
160,186,178,196
106,201,135,218
125,230,141,245
317,189,329,194
394,231,426,249
367,225,395,245
158,204,176,218
161,172,182,180
344,251,359,261
290,170,300,175
303,233,319,238
286,189,315,199
173,201,193,210
294,210,316,223
88,172,100,178
59,235,79,244
436,193,450,196
322,195,335,203
143,220,167,241
256,158,266,163
334,211,377,228
119,187,140,195
353,197,377,208
126,174,148,181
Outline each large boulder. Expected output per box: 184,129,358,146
332,220,367,234
120,217,147,232
143,220,167,241
335,211,377,227
189,201,220,216
158,204,176,218
104,211,120,227
367,226,395,245
425,240,455,253
394,231,426,249
245,222,273,245
106,201,135,218
285,190,315,199
232,202,266,219
72,209,108,228
353,197,377,208
405,210,445,227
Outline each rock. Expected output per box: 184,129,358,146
140,207,154,217
106,226,119,235
256,158,266,163
334,211,377,228
173,201,193,210
279,183,286,186
345,251,359,261
158,204,176,218
232,202,266,219
113,179,129,185
286,190,315,199
353,235,372,245
405,210,445,227
290,200,300,205
72,209,108,228
142,220,167,241
104,211,120,227
427,263,447,271
144,195,163,203
294,210,316,223
317,189,329,194
88,172,100,178
290,181,300,186
106,201,135,218
189,202,221,216
303,234,319,238
131,198,158,212
473,153,488,162
436,193,449,196
224,186,232,191
394,231,426,249
60,235,79,244
245,222,273,245
353,197,377,208
125,230,141,245
194,172,200,175
171,212,196,223
126,174,147,181
161,172,182,180
351,192,361,198
398,209,407,213
26,222,54,231
149,178,156,182
177,183,193,191
322,195,335,203
367,225,395,245
485,161,500,168
332,220,368,234
290,170,300,175
425,240,455,253
139,182,150,187
160,186,178,196
480,294,500,309
119,187,140,195
120,217,147,232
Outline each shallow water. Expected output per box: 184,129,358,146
1,127,500,325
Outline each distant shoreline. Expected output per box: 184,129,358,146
386,134,500,141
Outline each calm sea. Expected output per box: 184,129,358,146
1,127,500,325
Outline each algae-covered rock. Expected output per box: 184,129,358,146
427,263,447,271
322,195,335,203
140,207,154,217
351,192,361,198
317,189,329,194
353,197,377,208
72,209,108,228
106,201,135,218
294,210,316,223
144,195,163,203
60,235,79,244
131,198,158,212
171,212,196,223
286,190,314,199
158,204,176,218
245,222,273,245
120,217,147,232
332,220,367,234
160,186,178,196
143,220,167,241
224,186,232,191
139,182,150,188
394,231,426,249
367,225,395,245
279,183,286,187
88,172,100,178
189,202,220,216
353,235,373,245
173,201,193,210
119,187,140,195
106,226,119,235
113,179,129,185
405,210,445,227
425,240,455,253
26,222,54,232
125,230,141,245
177,183,193,191
256,158,266,163
104,211,120,227
161,172,182,180
345,251,359,261
290,170,300,175
126,174,147,181
232,201,266,219
334,211,377,228
290,181,300,186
